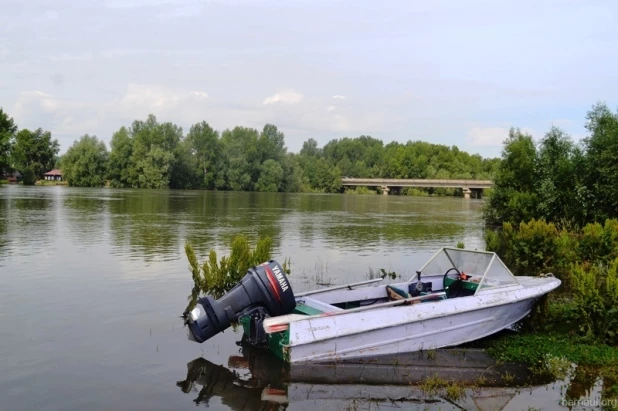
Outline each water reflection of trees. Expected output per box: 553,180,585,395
293,194,481,250
62,194,109,250
180,191,284,256
107,191,286,263
108,190,181,262
0,189,55,258
0,195,7,255
565,365,618,407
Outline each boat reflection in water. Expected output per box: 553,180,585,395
176,344,561,410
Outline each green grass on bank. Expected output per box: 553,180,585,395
485,332,618,369
35,180,68,186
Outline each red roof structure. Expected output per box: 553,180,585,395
44,169,62,176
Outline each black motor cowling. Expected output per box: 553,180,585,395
185,260,295,343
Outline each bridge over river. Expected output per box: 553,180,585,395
341,178,493,198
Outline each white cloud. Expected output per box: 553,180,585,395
332,95,347,100
465,123,541,147
551,118,574,128
332,114,350,132
110,83,209,118
0,45,8,61
262,89,304,105
191,91,208,99
14,91,83,118
12,90,99,147
326,105,335,112
465,125,509,147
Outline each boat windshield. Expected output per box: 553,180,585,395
416,248,519,294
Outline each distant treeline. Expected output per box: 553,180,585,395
1,109,499,192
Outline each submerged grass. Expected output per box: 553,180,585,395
485,333,618,370
418,374,468,401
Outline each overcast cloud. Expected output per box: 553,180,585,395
1,0,617,157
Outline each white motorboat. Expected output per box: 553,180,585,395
245,247,561,363
185,247,561,363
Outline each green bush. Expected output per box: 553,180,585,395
184,235,290,312
21,168,35,185
0,179,8,184
402,187,429,196
344,186,377,195
486,219,618,343
570,260,618,345
486,219,559,277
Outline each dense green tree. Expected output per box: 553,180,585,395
582,102,618,221
256,159,284,192
485,128,538,224
300,138,321,158
131,115,182,189
11,128,59,184
220,126,260,191
107,127,134,188
258,124,286,164
0,108,17,176
169,138,200,189
535,127,584,224
135,145,175,189
280,153,303,192
60,134,109,187
187,121,220,189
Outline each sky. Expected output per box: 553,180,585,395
1,0,617,158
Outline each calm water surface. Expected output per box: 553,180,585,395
0,186,602,410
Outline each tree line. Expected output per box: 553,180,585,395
0,108,60,185
485,102,618,226
1,109,499,192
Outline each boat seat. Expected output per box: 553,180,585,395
386,285,446,302
386,285,409,300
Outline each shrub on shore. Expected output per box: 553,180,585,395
486,218,618,345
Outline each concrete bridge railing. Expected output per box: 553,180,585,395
341,178,494,198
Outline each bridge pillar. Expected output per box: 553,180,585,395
381,186,390,195
463,187,471,199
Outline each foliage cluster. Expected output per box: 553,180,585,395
0,108,61,185
486,333,618,369
344,186,378,195
1,106,499,191
486,219,618,345
1,108,61,185
184,235,290,312
485,102,618,226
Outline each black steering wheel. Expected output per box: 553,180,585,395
443,267,463,298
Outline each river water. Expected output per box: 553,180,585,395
0,186,607,410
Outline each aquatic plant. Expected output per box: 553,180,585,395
184,235,290,312
418,374,467,401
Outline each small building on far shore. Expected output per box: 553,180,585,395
2,171,21,184
44,169,63,181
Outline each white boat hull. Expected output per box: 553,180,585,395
286,277,559,363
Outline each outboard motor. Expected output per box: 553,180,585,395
185,260,295,344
